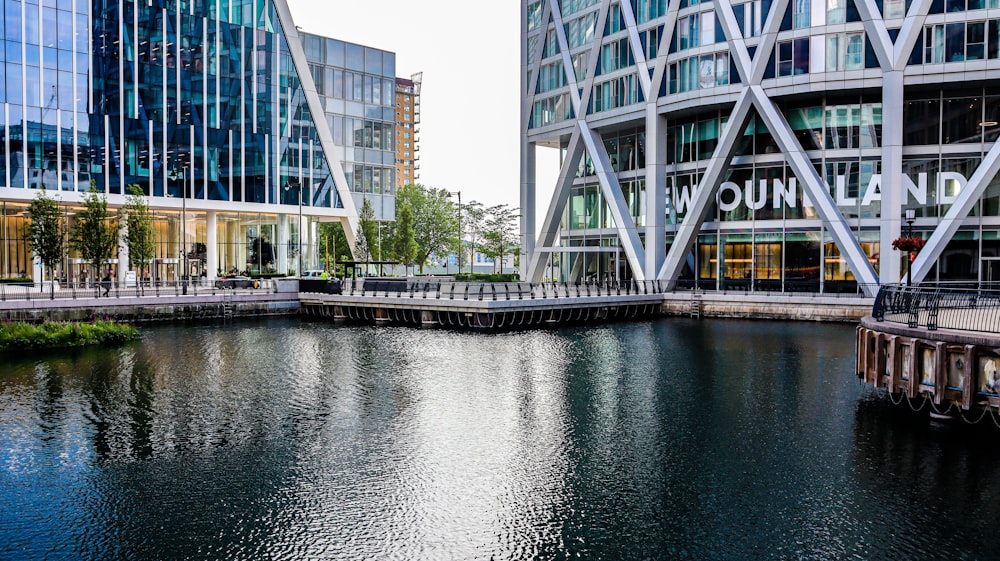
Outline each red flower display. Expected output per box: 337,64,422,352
891,236,925,253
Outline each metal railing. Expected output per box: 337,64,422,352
873,282,1000,334
324,279,672,301
673,279,880,298
0,278,274,302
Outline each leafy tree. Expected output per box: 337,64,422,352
394,203,417,275
358,198,380,263
318,221,351,275
27,189,65,297
121,184,154,294
71,188,117,285
460,201,485,274
354,198,375,266
396,184,458,273
481,205,520,275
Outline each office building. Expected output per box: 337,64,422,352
0,0,361,283
521,0,1000,293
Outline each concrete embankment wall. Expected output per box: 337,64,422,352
661,292,872,322
0,294,300,323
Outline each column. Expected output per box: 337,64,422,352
520,140,536,279
645,107,667,280
276,213,289,275
206,210,217,281
880,70,904,284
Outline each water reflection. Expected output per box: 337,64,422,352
2,318,1000,559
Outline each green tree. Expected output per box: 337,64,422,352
71,188,118,287
121,184,154,295
481,205,520,275
318,221,351,275
394,203,417,276
396,184,458,273
355,198,376,266
460,201,485,274
27,189,65,297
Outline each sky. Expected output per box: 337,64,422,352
286,0,560,212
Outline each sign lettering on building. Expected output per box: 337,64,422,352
666,172,968,214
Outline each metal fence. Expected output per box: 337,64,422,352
0,279,274,302
333,279,671,300
873,283,1000,334
673,279,880,297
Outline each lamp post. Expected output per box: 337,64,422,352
169,165,189,294
448,190,461,275
905,208,915,287
284,179,302,276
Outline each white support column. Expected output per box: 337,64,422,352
521,141,536,277
206,210,218,281
644,107,667,278
880,71,905,284
118,219,129,284
276,213,289,275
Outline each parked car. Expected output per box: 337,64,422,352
302,270,326,278
215,276,260,289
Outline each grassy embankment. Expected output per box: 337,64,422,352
0,320,140,352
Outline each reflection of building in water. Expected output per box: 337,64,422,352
521,0,1000,291
0,0,403,283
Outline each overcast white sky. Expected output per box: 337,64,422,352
286,0,559,212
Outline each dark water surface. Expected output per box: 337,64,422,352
2,317,1000,560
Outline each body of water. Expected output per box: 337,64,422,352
2,317,999,560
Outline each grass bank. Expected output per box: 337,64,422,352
0,320,140,352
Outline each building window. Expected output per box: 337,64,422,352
777,38,810,76
826,33,864,70
733,0,762,37
793,0,810,28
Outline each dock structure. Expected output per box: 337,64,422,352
300,281,665,329
857,284,1000,423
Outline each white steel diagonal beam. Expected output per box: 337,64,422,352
747,0,791,83
658,91,755,281
748,86,880,291
527,130,586,281
893,0,932,69
522,0,554,125
273,0,359,245
547,0,583,116
579,122,647,280
618,0,652,97
910,138,1000,282
853,0,894,70
571,3,611,113
714,1,753,85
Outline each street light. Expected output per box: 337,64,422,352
905,208,916,287
284,179,302,276
448,190,461,275
168,165,188,294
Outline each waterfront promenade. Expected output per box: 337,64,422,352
0,278,874,326
858,283,1000,422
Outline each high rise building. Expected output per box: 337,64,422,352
0,0,360,283
300,33,397,222
395,72,420,187
521,0,1000,293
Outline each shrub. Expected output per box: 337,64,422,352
0,320,140,352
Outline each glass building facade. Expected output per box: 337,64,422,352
301,32,397,222
0,0,359,282
521,0,1000,291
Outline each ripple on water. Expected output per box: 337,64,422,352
2,318,1000,560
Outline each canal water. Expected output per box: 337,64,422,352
2,318,999,560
